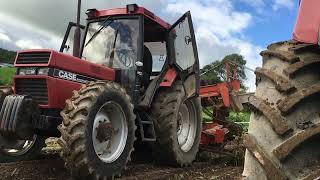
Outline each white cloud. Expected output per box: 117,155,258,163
15,39,43,49
273,0,295,10
165,0,262,91
0,13,61,50
0,32,11,42
0,0,262,91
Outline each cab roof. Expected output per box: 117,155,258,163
87,4,171,30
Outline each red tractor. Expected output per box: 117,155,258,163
0,4,202,179
243,0,320,179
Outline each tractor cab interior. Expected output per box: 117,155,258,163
142,16,168,87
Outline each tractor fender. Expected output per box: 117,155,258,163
139,68,178,108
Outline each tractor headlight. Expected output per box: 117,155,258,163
37,68,50,75
18,68,37,75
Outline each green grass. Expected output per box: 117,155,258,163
202,108,251,131
227,111,251,131
0,67,16,86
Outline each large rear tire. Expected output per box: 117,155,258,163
151,82,202,166
243,41,320,179
58,81,136,180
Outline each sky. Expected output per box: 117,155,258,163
0,0,299,92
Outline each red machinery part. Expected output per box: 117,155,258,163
160,68,177,87
293,0,320,44
14,75,81,109
200,123,229,145
15,50,115,81
200,83,231,107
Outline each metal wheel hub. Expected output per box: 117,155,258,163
92,101,128,163
177,100,197,152
1,135,37,156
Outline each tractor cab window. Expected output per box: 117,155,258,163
82,18,139,69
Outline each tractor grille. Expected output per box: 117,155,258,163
15,79,48,104
16,52,51,64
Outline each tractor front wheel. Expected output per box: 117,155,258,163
151,82,202,166
0,87,45,163
58,82,136,180
0,135,45,163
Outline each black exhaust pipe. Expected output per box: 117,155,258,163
73,0,81,57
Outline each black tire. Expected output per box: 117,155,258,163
243,41,320,179
0,87,12,108
0,87,45,163
58,81,136,180
151,81,202,166
0,135,45,163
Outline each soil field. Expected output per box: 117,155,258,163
0,139,243,180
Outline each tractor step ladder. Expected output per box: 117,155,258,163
137,112,156,142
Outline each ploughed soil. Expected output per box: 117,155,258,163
0,138,244,180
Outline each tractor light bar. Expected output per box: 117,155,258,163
17,67,51,76
18,67,37,75
38,68,50,75
127,4,138,13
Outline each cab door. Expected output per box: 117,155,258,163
168,11,200,98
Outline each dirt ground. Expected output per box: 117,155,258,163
0,138,244,180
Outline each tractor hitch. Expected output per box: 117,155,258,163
0,95,40,140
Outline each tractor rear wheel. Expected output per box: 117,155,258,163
58,81,136,180
243,41,320,179
151,81,202,166
0,87,45,163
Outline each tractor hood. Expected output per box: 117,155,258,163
14,49,115,81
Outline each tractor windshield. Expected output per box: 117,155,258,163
82,18,139,69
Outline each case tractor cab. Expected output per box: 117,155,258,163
0,4,202,179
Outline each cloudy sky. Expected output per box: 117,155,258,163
0,0,298,91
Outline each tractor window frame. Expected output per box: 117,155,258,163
79,15,144,104
60,22,85,54
79,15,144,70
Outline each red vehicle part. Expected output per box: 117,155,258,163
199,61,242,146
160,68,177,87
13,76,81,109
88,5,171,30
15,50,115,80
200,123,229,145
14,50,115,109
293,0,320,44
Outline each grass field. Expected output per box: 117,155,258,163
0,67,16,85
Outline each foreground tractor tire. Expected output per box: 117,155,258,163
58,81,136,180
0,87,45,163
151,81,202,166
243,41,320,179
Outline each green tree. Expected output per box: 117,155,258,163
0,48,16,64
201,53,248,91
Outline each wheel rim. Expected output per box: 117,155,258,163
92,101,128,163
177,99,197,152
2,135,37,156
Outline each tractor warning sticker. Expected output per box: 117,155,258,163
53,69,97,84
